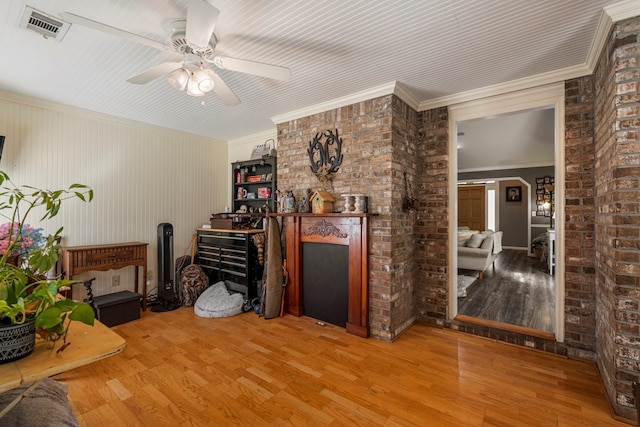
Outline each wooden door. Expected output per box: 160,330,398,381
458,185,486,230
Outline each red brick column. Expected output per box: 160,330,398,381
563,76,597,359
415,107,449,322
593,16,640,420
275,95,418,340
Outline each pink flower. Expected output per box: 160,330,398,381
0,222,45,258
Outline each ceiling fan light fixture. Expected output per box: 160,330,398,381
186,77,205,97
167,68,189,91
193,69,214,93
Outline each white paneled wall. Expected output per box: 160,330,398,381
0,91,228,299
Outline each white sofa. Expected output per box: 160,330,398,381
458,228,503,279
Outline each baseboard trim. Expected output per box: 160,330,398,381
455,314,556,341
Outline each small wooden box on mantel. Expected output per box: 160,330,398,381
310,190,335,214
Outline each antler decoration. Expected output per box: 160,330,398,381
307,129,343,189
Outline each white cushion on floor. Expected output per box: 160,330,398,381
194,281,244,318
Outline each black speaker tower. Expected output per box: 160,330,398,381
152,223,180,312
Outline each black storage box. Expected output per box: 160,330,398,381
93,291,141,327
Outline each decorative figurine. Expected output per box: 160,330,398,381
283,190,296,213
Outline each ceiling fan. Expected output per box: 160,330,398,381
60,0,291,106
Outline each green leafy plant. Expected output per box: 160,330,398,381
0,171,94,352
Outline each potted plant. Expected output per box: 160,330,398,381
0,171,94,362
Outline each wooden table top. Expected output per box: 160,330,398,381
60,241,148,252
0,320,126,392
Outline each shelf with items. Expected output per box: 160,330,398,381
233,198,271,204
232,155,277,215
234,180,272,186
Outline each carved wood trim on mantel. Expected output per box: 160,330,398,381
268,213,373,337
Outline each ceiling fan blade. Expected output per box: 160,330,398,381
205,70,240,106
127,62,183,84
186,0,220,50
60,12,169,52
211,56,291,81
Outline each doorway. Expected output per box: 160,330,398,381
448,83,565,341
458,185,485,230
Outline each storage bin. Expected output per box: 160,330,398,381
210,219,234,229
93,291,141,327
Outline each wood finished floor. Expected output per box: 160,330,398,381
54,308,629,426
458,249,555,332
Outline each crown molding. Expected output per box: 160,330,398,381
271,81,396,124
447,82,564,120
585,9,614,70
271,81,421,124
458,162,555,174
271,81,423,124
419,65,588,111
585,0,640,71
605,0,640,21
392,82,420,111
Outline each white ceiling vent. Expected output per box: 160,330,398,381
19,6,70,41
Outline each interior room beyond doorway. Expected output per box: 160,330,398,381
448,83,565,340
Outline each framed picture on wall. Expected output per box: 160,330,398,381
506,186,522,202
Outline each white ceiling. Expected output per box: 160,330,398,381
458,108,556,172
0,0,633,146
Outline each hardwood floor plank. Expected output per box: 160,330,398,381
56,308,629,426
322,388,389,424
459,249,555,332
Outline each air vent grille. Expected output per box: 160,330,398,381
19,6,70,41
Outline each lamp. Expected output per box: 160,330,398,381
193,69,214,92
186,77,204,97
166,54,215,97
167,68,189,91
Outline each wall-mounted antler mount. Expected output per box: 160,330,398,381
307,129,343,188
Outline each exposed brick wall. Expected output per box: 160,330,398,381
415,108,450,322
276,95,417,340
388,98,420,337
594,16,640,420
564,75,597,360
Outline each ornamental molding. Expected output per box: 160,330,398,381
303,219,347,239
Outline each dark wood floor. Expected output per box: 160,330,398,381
458,249,555,332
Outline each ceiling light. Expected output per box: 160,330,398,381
167,68,189,91
186,77,205,97
167,54,214,97
193,69,214,93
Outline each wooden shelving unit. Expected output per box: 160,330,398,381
232,155,277,216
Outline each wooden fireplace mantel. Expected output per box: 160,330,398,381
269,213,373,337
